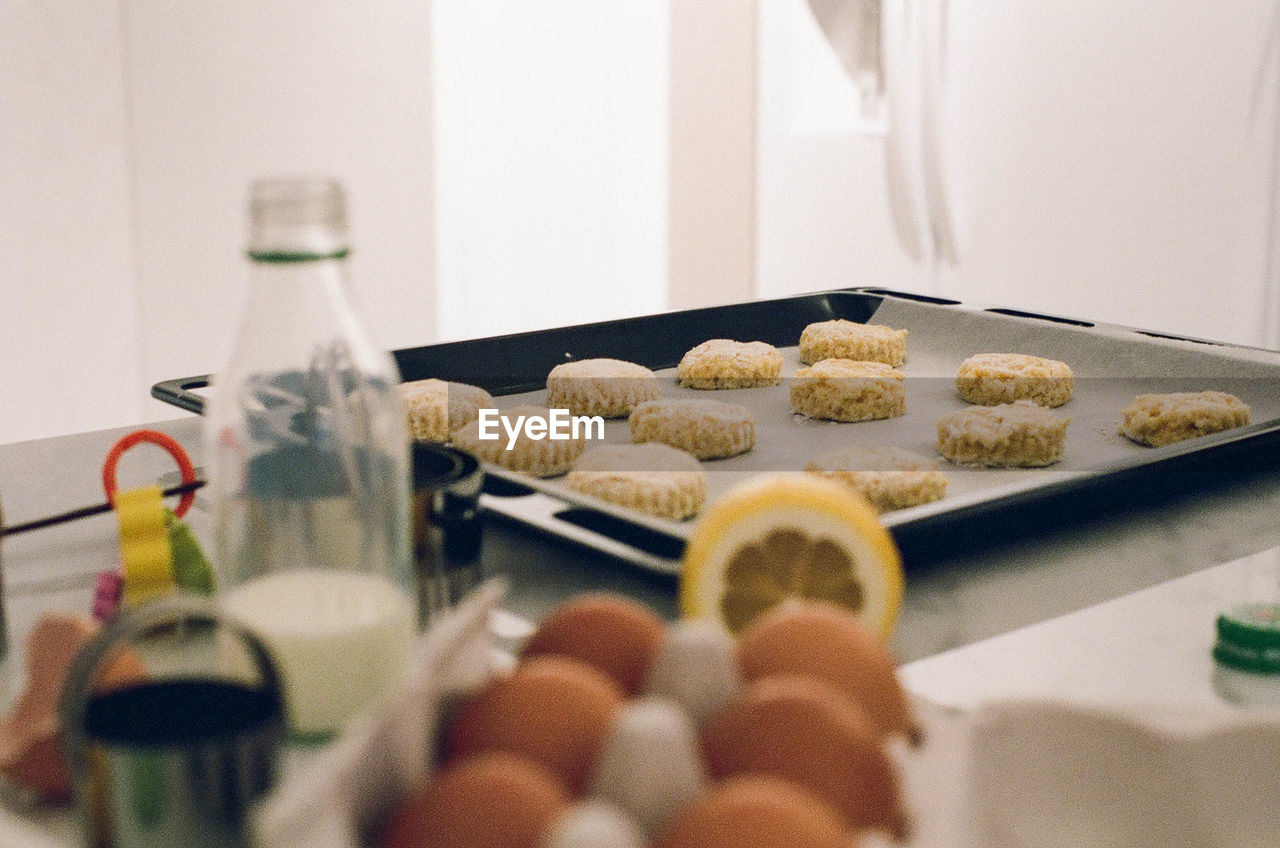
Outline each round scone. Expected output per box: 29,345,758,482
545,358,661,418
955,353,1073,407
566,443,707,521
676,340,783,390
806,445,947,513
937,400,1069,467
630,398,756,460
400,378,496,443
1119,391,1251,447
452,405,586,477
790,359,905,423
799,320,907,367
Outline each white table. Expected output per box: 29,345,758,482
902,545,1280,710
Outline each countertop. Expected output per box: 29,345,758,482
4,415,1280,671
3,415,1280,847
2,417,1280,671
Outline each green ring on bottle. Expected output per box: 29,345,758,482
1216,603,1280,649
1213,641,1280,675
246,248,350,263
1213,602,1280,675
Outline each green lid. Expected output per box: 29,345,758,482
1213,603,1280,675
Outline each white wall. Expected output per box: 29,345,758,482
12,1,1278,448
1,1,439,445
668,0,757,309
761,0,1280,348
433,0,668,339
125,0,437,413
0,0,141,444
939,0,1280,347
1,0,674,446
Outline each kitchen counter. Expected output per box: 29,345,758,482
2,415,1280,847
4,415,1280,672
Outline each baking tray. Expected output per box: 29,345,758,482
153,287,1280,573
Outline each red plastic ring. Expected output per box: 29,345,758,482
102,429,198,517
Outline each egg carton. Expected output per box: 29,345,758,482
249,578,965,848
250,580,1280,848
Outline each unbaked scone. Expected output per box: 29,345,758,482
399,378,495,443
566,443,707,520
806,445,947,513
955,353,1073,407
545,358,661,418
451,405,586,477
676,340,783,389
937,400,1069,467
629,398,755,460
1119,391,1251,447
790,359,905,422
799,320,908,367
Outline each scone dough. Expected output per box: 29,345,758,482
566,443,707,521
1120,391,1251,447
452,405,586,477
676,339,783,389
799,320,907,367
546,358,661,418
629,398,755,460
955,353,1073,408
806,445,947,513
790,359,906,422
937,400,1069,467
400,378,495,443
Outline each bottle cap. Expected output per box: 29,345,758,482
1212,602,1280,675
248,176,349,260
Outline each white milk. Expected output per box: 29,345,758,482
222,570,415,738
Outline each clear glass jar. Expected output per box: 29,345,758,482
204,177,413,740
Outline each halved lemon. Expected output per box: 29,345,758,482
680,473,904,640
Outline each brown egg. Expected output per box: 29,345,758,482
520,594,666,696
381,753,568,848
0,613,148,799
654,775,848,848
700,674,907,839
737,600,918,743
443,656,625,794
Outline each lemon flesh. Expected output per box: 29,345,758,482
681,474,904,639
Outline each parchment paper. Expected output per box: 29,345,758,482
482,297,1280,540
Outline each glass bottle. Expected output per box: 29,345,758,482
204,176,413,740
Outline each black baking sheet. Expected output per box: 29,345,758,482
153,288,1280,570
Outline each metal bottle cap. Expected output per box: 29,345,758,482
248,176,349,259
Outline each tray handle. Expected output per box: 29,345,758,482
151,375,211,415
480,490,683,575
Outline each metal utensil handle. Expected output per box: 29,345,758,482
58,595,284,783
